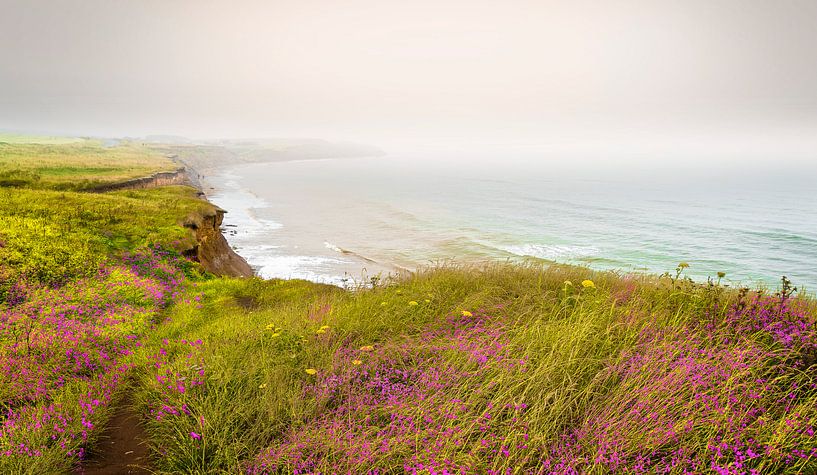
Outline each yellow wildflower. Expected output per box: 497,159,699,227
461,310,473,317
352,359,363,366
678,262,690,269
381,301,388,306
319,325,330,330
258,383,267,389
265,323,275,330
409,301,418,306
305,368,317,375
316,329,326,334
581,280,596,289
359,345,374,352
271,332,281,338
424,299,431,303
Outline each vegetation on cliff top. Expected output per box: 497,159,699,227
0,138,176,190
0,139,815,474
0,186,211,299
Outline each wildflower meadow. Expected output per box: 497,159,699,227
0,141,815,473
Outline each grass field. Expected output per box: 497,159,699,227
0,133,86,145
0,139,177,189
0,186,212,297
131,267,817,474
0,138,815,474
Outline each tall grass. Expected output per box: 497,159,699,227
0,186,211,298
0,247,188,473
134,266,816,474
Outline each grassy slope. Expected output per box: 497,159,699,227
0,139,177,189
134,268,817,474
0,138,815,474
0,139,209,472
0,186,212,296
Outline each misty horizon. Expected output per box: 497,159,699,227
2,0,817,171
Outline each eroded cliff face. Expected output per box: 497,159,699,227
89,166,253,277
91,168,190,192
184,208,254,278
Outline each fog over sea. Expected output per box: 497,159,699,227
206,155,817,291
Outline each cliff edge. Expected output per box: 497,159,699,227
183,207,254,278
88,164,254,277
90,168,190,192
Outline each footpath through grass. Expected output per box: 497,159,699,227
0,138,815,474
0,140,208,472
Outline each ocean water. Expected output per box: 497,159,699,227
206,156,817,291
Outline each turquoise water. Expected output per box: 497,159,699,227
207,156,817,291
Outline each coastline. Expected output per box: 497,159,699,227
193,159,411,287
120,155,256,278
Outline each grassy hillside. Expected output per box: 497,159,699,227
0,186,212,297
0,139,209,472
0,139,815,474
132,267,816,474
0,139,177,189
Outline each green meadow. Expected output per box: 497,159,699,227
0,133,86,145
0,138,177,189
0,140,814,474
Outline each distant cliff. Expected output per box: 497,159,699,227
148,139,385,173
89,168,189,192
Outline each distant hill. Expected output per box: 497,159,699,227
148,138,385,172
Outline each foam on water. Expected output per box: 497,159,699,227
324,241,344,253
496,244,601,261
253,254,355,286
208,173,282,241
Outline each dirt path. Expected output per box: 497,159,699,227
74,397,151,475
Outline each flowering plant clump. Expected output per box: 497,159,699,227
242,279,816,475
721,290,816,351
248,311,530,474
0,246,186,465
144,337,206,423
541,288,817,474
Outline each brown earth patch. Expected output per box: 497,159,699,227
75,397,151,475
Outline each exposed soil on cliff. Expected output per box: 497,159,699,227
88,165,254,278
89,168,190,192
184,207,254,277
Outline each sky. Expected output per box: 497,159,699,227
1,0,817,168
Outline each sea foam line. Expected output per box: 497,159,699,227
497,243,600,261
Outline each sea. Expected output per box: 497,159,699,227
205,155,817,292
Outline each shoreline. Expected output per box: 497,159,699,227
129,154,256,278
192,158,410,287
171,156,812,293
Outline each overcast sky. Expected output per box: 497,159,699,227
1,0,817,166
